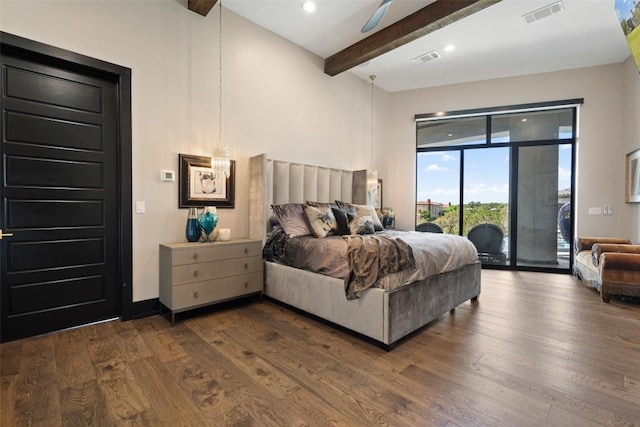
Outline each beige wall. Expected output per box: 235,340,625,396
621,56,640,244
1,0,637,304
0,0,384,301
385,64,640,242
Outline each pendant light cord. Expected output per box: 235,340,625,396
369,75,376,169
219,1,223,149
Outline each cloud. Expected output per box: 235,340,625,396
426,164,450,172
465,182,509,196
441,154,456,161
417,188,458,199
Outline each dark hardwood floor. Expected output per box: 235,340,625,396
1,270,639,426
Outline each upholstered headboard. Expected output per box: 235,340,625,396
249,154,368,243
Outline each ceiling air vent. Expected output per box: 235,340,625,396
412,51,441,64
522,0,564,24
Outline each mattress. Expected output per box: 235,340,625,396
264,228,478,293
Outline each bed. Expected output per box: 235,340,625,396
249,154,481,349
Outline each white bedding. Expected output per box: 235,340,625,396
375,231,478,291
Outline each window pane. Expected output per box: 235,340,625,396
416,151,459,234
515,145,572,269
463,147,510,265
417,116,487,148
491,109,574,143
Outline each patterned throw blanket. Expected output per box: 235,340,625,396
344,235,415,299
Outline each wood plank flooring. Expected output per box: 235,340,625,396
1,270,639,426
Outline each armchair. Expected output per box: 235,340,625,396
573,237,640,302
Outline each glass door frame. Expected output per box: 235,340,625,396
415,99,580,273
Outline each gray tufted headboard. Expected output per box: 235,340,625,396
249,154,368,243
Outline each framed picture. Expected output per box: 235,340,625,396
626,148,640,203
377,178,383,208
179,154,235,208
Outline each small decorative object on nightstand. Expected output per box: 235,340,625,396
185,207,200,242
197,206,218,242
159,238,263,324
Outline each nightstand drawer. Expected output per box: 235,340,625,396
171,256,262,286
171,272,263,311
171,242,262,265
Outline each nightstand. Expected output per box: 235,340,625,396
159,238,263,324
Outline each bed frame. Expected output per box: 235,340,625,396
249,154,480,348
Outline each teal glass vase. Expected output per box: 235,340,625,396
185,207,200,242
197,207,218,242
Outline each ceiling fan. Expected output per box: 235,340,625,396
361,0,393,33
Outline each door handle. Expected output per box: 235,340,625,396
0,229,13,240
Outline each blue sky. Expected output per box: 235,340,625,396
615,0,636,22
417,145,572,205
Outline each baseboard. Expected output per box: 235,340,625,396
122,298,160,321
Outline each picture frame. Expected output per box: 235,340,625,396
626,148,640,203
377,178,383,208
179,154,235,208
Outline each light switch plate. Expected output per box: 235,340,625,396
588,207,602,215
136,201,145,214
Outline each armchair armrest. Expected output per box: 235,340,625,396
574,237,631,253
600,253,640,287
592,244,640,266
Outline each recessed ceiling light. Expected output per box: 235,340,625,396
302,1,316,13
444,45,455,52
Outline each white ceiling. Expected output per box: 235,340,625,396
224,0,631,92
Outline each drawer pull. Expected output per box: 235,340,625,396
194,291,199,298
244,263,249,269
244,248,249,254
193,270,199,278
193,253,199,261
244,282,248,288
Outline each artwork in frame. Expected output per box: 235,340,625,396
626,148,640,203
179,154,235,208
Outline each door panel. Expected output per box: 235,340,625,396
1,48,120,341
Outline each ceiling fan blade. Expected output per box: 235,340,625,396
361,0,393,33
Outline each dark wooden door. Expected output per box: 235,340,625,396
1,45,121,341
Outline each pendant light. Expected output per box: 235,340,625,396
211,0,230,178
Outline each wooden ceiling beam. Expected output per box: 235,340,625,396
188,0,218,17
324,0,501,76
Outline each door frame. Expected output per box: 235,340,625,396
1,32,134,320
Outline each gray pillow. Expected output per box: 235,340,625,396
271,203,312,237
332,206,357,235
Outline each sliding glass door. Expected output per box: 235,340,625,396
514,144,572,269
415,100,579,272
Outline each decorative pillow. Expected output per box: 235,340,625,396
348,214,375,235
334,200,349,209
332,206,357,236
268,215,280,230
303,205,337,238
306,201,338,209
271,203,312,238
351,204,384,231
